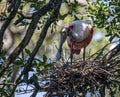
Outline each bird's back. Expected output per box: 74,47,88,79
67,20,93,54
68,20,91,41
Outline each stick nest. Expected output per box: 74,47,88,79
44,58,119,96
42,43,120,96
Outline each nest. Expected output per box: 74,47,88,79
43,44,120,96
42,58,119,97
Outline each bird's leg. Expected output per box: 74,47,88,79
70,48,73,65
82,47,86,65
83,47,86,61
70,40,73,65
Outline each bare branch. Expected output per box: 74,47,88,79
101,43,120,65
0,0,59,77
12,0,62,96
0,0,21,53
14,11,33,25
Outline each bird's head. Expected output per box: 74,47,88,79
61,26,74,37
56,27,71,60
61,27,70,35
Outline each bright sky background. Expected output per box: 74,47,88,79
93,32,103,40
15,92,46,97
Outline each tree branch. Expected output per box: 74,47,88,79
101,43,120,65
0,0,58,77
8,0,62,96
14,11,33,25
22,0,62,79
0,0,21,53
14,0,62,94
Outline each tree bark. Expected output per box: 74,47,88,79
0,0,58,77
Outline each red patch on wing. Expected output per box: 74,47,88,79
68,25,74,29
90,28,94,34
67,28,94,55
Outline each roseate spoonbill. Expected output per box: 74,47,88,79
56,20,94,63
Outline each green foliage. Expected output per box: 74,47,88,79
0,47,54,96
25,48,31,55
35,54,54,75
87,0,120,42
107,83,119,97
13,49,29,67
0,56,14,97
20,0,47,10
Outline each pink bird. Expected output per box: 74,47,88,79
56,20,94,63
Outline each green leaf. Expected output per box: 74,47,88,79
109,35,115,42
25,48,31,55
13,60,23,66
19,5,23,10
43,54,47,63
88,8,93,14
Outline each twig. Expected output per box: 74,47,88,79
14,11,33,25
9,0,62,96
0,0,21,53
0,83,15,86
101,43,120,66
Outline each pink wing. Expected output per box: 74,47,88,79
67,27,93,55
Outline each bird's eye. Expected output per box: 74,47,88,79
67,28,71,32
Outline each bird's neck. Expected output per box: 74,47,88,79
90,27,94,35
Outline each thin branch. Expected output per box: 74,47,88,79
8,0,62,96
0,0,56,77
13,0,62,96
101,43,120,66
0,83,15,86
0,0,21,53
0,16,9,21
14,11,33,25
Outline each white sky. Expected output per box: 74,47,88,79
15,92,46,97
